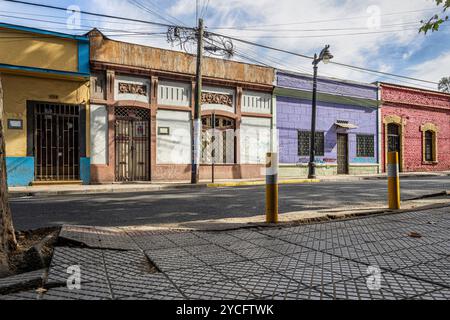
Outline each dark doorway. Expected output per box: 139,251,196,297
114,107,150,182
34,103,80,181
387,123,402,171
337,133,348,175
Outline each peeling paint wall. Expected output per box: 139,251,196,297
89,31,274,85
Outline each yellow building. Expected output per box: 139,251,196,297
0,23,90,186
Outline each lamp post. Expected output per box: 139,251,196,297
308,45,333,179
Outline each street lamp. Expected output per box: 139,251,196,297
308,45,333,179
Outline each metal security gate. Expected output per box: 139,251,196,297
115,107,150,182
337,133,348,175
34,103,80,181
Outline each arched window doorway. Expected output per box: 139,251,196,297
201,115,235,164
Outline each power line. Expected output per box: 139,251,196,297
208,21,421,32
208,7,437,29
2,0,187,29
127,0,188,27
217,27,425,39
209,31,439,85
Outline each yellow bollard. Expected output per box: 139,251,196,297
387,152,401,210
266,152,279,223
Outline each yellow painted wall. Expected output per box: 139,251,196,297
0,28,78,73
1,73,90,157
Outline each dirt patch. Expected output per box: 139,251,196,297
7,227,60,276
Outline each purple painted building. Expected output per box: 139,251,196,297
275,70,380,177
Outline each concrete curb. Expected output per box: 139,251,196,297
139,200,450,232
8,183,208,198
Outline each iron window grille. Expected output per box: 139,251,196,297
298,131,325,157
424,131,434,162
356,135,375,157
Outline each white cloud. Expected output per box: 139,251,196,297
408,51,450,83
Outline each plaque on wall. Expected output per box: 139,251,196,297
7,119,23,130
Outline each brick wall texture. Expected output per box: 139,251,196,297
381,84,450,172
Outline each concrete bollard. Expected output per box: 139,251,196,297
266,152,279,223
387,151,401,210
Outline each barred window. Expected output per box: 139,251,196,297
298,131,324,156
356,135,375,157
425,131,434,162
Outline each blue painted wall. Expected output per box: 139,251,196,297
80,157,91,185
6,157,34,186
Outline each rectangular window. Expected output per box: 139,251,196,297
298,131,324,156
356,135,375,157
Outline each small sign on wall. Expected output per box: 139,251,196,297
7,119,23,130
158,127,170,135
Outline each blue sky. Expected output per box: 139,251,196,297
0,0,448,90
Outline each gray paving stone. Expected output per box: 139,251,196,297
292,250,342,266
226,240,260,251
109,273,175,298
396,262,450,287
413,288,450,300
120,289,185,300
358,253,420,271
198,252,247,265
248,237,288,247
234,246,282,260
270,288,334,300
280,264,350,288
235,272,306,299
180,280,256,300
183,244,226,256
227,230,268,240
278,232,317,244
196,233,241,246
0,269,45,294
319,279,402,300
266,243,309,256
213,260,272,279
42,282,113,300
47,263,108,285
147,254,206,272
166,266,226,287
253,255,313,272
50,247,104,266
390,248,444,264
324,246,375,261
322,259,371,280
104,251,157,279
294,239,338,251
0,289,43,300
146,247,190,259
376,272,443,298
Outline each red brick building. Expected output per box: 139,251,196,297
380,82,450,172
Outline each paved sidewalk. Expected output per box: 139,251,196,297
1,207,448,300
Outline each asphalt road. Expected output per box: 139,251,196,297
9,176,450,230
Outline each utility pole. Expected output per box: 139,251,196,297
191,18,204,184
